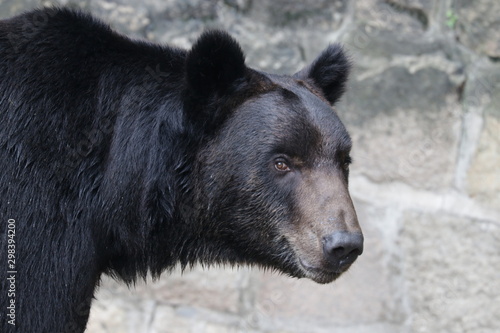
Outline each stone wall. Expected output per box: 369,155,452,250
2,0,499,332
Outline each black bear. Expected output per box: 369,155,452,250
0,7,363,333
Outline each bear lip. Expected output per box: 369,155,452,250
297,258,343,283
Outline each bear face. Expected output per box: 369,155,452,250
184,32,363,284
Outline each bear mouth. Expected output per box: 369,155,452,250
297,259,344,284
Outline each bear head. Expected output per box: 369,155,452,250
182,31,362,284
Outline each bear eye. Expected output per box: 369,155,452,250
274,159,291,172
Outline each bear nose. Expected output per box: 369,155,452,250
322,231,364,270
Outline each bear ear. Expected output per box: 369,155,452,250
295,44,351,105
186,30,247,98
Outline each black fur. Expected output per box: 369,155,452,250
0,8,354,333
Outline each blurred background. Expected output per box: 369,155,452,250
2,0,499,332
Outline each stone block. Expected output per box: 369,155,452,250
344,0,465,59
248,0,347,29
87,293,154,333
354,0,429,37
90,0,150,36
146,266,248,314
149,305,246,333
339,61,462,190
467,114,500,211
0,0,39,19
455,0,500,58
93,266,247,314
464,64,500,212
400,211,500,333
149,305,210,333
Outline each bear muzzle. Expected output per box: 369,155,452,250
291,169,363,282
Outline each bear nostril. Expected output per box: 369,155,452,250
331,246,346,256
322,231,363,269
